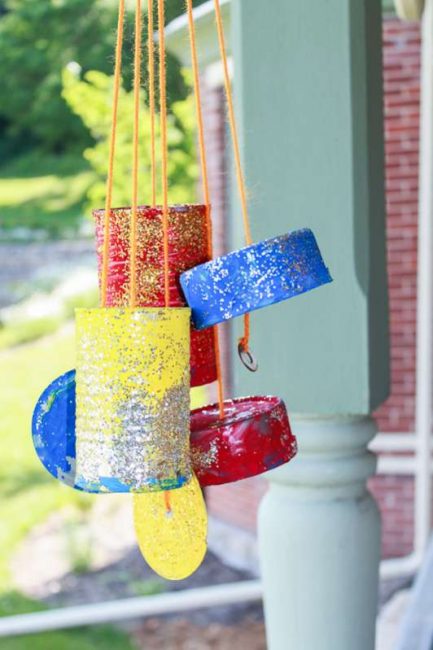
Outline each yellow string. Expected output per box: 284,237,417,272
157,0,170,307
129,0,143,308
101,0,125,307
147,0,157,205
185,0,225,418
213,0,252,352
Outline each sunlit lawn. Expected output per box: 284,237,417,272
0,153,94,237
0,328,136,648
0,328,91,582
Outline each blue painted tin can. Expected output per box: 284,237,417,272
180,228,332,330
31,370,100,492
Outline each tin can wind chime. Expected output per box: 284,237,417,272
32,0,332,581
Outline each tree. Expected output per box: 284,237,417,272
62,68,198,209
0,0,122,151
0,0,206,154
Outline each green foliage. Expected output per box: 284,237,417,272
0,151,93,237
0,169,94,237
0,0,121,151
0,151,87,179
0,0,208,155
62,68,198,210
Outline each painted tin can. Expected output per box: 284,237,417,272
94,204,217,387
180,228,332,330
74,307,191,493
33,378,297,490
191,396,297,486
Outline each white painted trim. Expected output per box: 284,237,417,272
369,433,432,476
370,433,416,453
377,456,433,476
165,0,230,39
0,581,262,638
381,553,422,580
0,555,418,637
164,0,231,66
0,558,420,638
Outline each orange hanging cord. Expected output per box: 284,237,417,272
147,0,157,205
157,0,170,307
213,0,252,354
129,0,143,308
185,0,225,418
157,0,173,513
101,0,125,307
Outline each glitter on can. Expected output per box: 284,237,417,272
75,307,191,493
191,396,297,486
32,373,297,491
180,228,333,330
133,473,207,580
93,204,217,387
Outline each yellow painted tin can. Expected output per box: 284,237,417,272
75,307,191,493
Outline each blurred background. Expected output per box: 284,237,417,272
0,0,430,648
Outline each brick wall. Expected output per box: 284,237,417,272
200,81,233,394
374,17,420,435
202,16,423,560
200,82,228,261
370,475,415,558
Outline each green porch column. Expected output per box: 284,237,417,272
231,1,389,649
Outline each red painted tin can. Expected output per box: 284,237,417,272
190,396,297,486
93,204,217,387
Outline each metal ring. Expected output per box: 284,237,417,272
238,342,258,372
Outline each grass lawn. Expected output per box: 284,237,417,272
0,153,95,238
0,328,136,649
0,325,207,647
